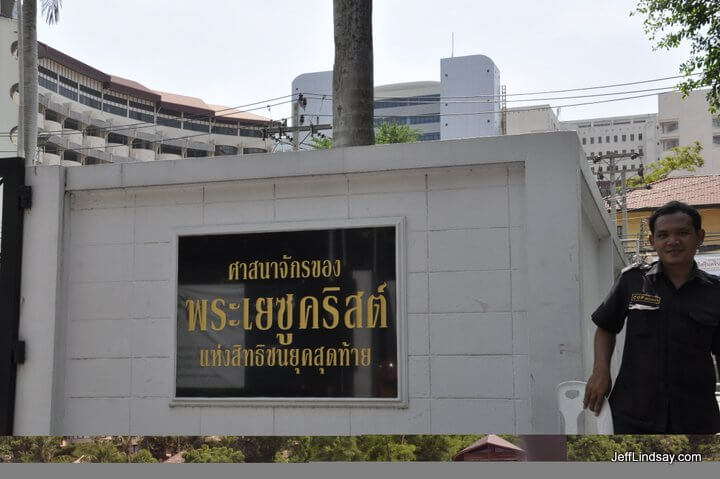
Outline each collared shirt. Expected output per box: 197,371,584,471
592,261,720,433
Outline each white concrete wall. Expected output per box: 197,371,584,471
15,133,608,435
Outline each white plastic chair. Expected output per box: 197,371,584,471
557,380,614,434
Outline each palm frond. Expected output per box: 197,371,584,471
41,0,62,24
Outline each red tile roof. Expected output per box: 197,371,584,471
626,175,720,210
453,434,525,459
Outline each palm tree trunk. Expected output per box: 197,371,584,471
21,0,37,165
332,0,374,147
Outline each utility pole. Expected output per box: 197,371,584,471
292,98,299,151
621,169,628,237
593,151,643,238
609,156,617,235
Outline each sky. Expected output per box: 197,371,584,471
35,0,693,123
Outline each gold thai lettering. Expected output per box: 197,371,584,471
322,287,340,329
197,342,372,373
255,297,273,330
210,298,226,331
344,291,364,328
299,295,320,329
367,282,388,328
185,299,207,331
227,256,342,281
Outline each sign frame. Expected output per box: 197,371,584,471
169,217,408,408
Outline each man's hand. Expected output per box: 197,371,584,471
584,368,611,416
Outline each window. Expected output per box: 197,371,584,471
606,136,610,143
132,138,153,150
622,149,627,154
661,139,679,151
639,133,643,141
713,117,720,129
215,145,238,156
614,135,618,142
419,132,440,141
582,137,586,145
660,121,678,134
409,115,440,124
212,125,238,136
239,128,264,138
713,135,720,146
243,147,267,154
639,148,644,155
630,134,635,141
80,94,101,110
590,137,594,144
184,120,210,133
622,134,627,141
598,136,602,144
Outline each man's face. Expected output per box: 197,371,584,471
649,211,704,267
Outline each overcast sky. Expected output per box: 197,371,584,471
36,0,692,122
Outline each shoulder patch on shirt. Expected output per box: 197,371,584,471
629,293,661,310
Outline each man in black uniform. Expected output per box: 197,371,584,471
584,201,720,433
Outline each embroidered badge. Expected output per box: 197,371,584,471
629,293,661,311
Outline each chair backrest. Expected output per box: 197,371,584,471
556,380,614,434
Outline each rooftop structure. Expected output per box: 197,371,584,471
1,15,272,164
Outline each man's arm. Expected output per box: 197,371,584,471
583,327,616,415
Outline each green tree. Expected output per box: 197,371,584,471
71,440,126,463
357,435,416,461
633,0,720,113
309,136,334,149
183,445,245,463
129,449,158,463
567,435,643,461
375,122,422,144
627,141,704,186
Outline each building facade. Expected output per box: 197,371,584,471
1,16,272,165
291,54,502,143
561,114,658,177
657,89,720,175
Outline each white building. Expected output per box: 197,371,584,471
0,16,272,164
561,114,658,177
291,54,502,143
657,89,720,175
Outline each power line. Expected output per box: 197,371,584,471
303,91,671,119
301,73,699,101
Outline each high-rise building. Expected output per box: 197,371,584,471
291,54,502,144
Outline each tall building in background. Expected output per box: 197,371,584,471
561,114,658,176
0,10,272,165
440,54,501,140
657,89,720,175
291,54,502,145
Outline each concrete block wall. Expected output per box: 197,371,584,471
56,165,528,435
16,133,610,435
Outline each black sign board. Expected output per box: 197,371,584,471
175,225,398,400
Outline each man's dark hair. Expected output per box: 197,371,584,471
648,201,702,233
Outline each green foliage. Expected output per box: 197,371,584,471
183,445,245,463
235,436,292,463
568,435,643,461
408,435,484,461
633,0,720,113
627,141,704,186
375,122,422,144
71,440,126,463
309,136,334,149
129,449,158,463
357,436,416,462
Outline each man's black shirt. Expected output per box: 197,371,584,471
591,261,720,433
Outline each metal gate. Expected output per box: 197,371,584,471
0,157,29,434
